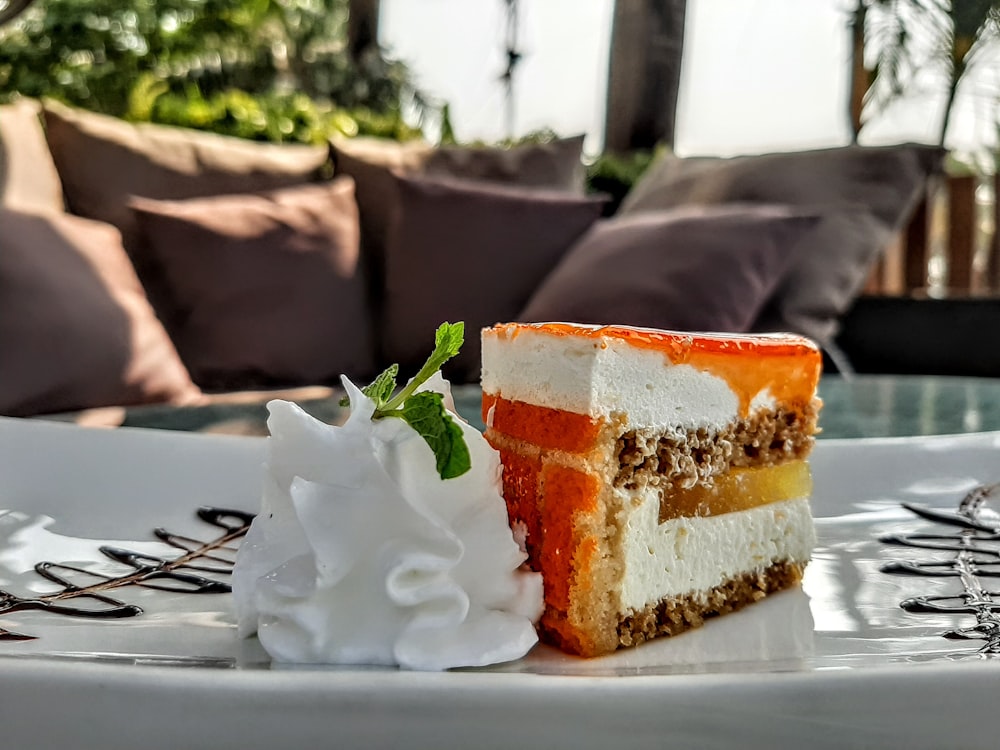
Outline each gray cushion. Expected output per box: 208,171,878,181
620,144,942,343
381,174,605,382
519,205,819,334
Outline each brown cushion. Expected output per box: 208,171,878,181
331,135,587,310
0,99,64,213
42,100,330,250
0,208,201,416
329,136,434,289
619,144,943,343
129,178,374,389
518,206,819,333
381,174,606,382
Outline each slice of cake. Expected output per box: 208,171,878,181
481,322,821,657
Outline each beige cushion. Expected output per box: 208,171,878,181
129,178,374,389
381,174,606,382
0,99,64,212
42,100,330,250
0,208,201,416
520,206,819,334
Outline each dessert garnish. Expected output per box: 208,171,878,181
880,482,1000,656
233,323,543,671
340,321,470,479
0,507,251,641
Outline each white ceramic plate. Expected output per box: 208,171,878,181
1,416,999,749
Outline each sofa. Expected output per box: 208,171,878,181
0,98,943,430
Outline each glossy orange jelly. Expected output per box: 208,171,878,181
488,322,822,418
482,392,604,454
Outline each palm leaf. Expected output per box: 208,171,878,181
861,0,1000,145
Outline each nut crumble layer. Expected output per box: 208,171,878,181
616,559,807,650
614,400,821,494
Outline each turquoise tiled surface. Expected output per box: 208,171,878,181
461,376,1000,440
48,376,1000,440
816,375,1000,439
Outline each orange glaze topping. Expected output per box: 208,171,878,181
489,322,822,418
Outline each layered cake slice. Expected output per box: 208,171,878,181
481,322,822,657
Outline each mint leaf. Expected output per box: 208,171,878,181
381,322,465,412
362,364,398,406
430,321,465,372
342,322,471,480
395,391,471,479
340,364,398,407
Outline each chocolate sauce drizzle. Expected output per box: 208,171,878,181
879,482,1000,655
0,507,253,641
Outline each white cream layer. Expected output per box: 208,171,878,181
618,494,816,613
232,377,543,671
481,326,767,433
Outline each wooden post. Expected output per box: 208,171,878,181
348,0,381,61
990,171,1000,293
604,0,688,153
904,184,931,293
862,258,886,295
863,234,905,296
847,1,868,143
947,175,976,294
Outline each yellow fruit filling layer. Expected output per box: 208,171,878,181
658,460,812,523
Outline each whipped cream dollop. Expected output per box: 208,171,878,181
232,375,543,671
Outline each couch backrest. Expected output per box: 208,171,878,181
0,98,64,213
41,100,331,251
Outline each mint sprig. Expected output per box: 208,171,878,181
343,322,471,480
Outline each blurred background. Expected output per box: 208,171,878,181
382,0,999,159
3,1,998,155
1,0,997,295
2,0,1000,421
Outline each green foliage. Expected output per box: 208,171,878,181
0,0,425,142
585,149,657,215
124,78,422,144
863,0,1000,146
0,0,274,116
438,102,457,146
461,127,560,149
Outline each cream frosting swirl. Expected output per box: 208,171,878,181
232,376,543,671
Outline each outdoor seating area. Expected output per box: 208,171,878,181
0,97,950,422
2,0,999,422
